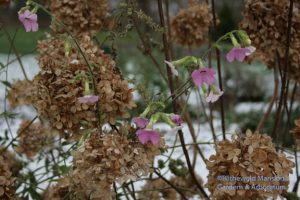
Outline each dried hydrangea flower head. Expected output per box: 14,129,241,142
7,80,37,109
206,130,294,200
171,2,213,48
139,174,203,200
0,147,22,177
49,0,108,36
240,0,300,81
0,0,10,8
71,128,164,199
139,179,173,200
0,155,17,199
15,120,55,159
42,176,87,200
291,119,300,149
33,34,135,139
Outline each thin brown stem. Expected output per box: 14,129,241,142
154,170,189,200
211,0,226,140
1,26,29,80
271,0,293,141
256,67,279,132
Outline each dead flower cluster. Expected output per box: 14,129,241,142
241,0,300,81
33,34,135,139
206,130,294,200
15,120,55,159
291,119,300,149
49,0,108,36
7,80,36,109
0,155,17,200
139,174,203,200
70,129,164,199
171,2,213,48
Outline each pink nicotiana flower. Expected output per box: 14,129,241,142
226,46,256,63
132,117,149,129
78,95,99,104
191,67,216,87
171,114,182,126
136,129,160,145
18,10,39,32
206,89,224,103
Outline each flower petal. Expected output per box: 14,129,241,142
226,49,236,63
23,21,32,32
149,132,160,145
132,117,149,129
191,70,204,87
137,130,150,144
28,13,37,21
31,22,39,32
236,49,247,62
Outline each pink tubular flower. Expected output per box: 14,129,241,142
226,47,256,63
18,10,38,32
78,95,99,104
171,114,182,126
206,89,224,103
132,117,149,129
191,67,215,87
137,129,160,145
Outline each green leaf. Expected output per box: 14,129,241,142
172,56,199,68
0,111,19,119
0,62,5,69
1,80,11,88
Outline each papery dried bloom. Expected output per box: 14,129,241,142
0,0,10,8
138,179,173,200
49,0,108,36
16,120,54,159
169,175,203,199
6,80,36,109
0,147,22,177
240,0,300,81
171,2,213,47
139,175,203,200
291,119,300,149
206,130,294,200
33,35,135,139
0,155,17,200
42,177,86,200
18,10,39,32
71,128,164,199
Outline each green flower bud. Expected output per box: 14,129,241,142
64,36,72,57
172,56,199,68
237,30,251,47
229,33,240,47
84,78,91,96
